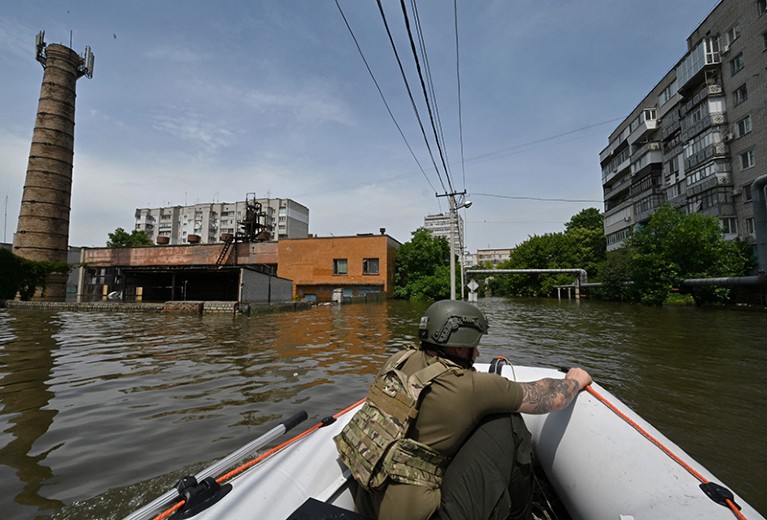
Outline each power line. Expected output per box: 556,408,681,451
334,0,437,194
397,0,454,193
453,0,466,192
468,117,625,163
375,0,448,193
409,0,453,192
471,193,602,203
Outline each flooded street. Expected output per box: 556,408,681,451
1,298,765,519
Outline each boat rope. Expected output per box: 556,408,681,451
584,385,747,520
151,398,367,520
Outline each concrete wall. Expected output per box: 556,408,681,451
240,269,292,304
82,241,278,267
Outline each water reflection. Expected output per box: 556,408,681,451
0,312,64,517
0,299,765,519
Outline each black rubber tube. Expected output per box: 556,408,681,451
283,410,308,433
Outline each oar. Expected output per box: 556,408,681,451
123,410,308,520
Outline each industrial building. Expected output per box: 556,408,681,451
77,231,399,304
12,33,93,300
600,0,767,269
134,196,309,245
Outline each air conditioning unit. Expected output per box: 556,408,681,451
723,132,734,143
721,45,730,56
733,188,741,196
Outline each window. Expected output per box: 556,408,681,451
744,184,753,201
333,258,348,275
740,150,755,169
736,115,752,137
362,258,380,275
730,53,744,76
724,24,741,46
721,217,737,235
759,0,767,15
733,84,748,105
746,218,755,236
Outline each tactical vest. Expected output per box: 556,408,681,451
334,347,458,491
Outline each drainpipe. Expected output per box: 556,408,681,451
752,175,767,274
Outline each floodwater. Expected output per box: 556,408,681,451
0,298,765,519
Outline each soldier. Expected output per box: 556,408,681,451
335,299,592,520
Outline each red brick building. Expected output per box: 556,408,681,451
79,233,400,303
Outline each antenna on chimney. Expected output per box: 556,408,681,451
35,31,46,65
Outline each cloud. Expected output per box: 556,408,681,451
151,110,235,154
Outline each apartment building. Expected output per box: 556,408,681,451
476,248,513,266
134,197,309,245
424,212,464,252
600,0,767,258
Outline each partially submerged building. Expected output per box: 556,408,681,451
78,231,400,304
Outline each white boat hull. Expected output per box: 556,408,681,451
131,365,764,520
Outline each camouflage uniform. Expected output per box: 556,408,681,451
339,347,530,520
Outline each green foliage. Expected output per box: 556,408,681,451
394,228,451,301
107,227,153,247
593,248,633,301
0,248,70,300
565,207,604,234
620,205,754,305
486,208,606,297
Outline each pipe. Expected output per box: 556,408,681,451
682,275,767,287
467,268,588,284
752,175,767,274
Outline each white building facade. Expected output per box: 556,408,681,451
135,198,309,245
424,212,464,253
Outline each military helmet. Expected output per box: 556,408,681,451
418,300,488,349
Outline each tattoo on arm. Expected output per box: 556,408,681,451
518,378,581,414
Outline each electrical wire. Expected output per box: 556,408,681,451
375,0,449,193
453,0,466,192
396,0,454,193
334,0,437,194
409,0,452,192
471,193,602,203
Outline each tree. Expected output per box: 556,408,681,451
107,227,153,247
394,228,451,301
0,248,70,300
626,205,754,305
486,208,606,297
565,207,604,234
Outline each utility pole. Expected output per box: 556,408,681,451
437,191,471,300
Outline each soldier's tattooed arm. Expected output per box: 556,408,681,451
517,378,582,414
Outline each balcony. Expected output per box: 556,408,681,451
680,113,727,143
685,142,727,171
603,176,632,201
628,115,658,145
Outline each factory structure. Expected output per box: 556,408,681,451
7,32,398,304
12,33,93,300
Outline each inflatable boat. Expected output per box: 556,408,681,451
124,364,764,520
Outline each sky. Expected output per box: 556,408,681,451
1,0,721,252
